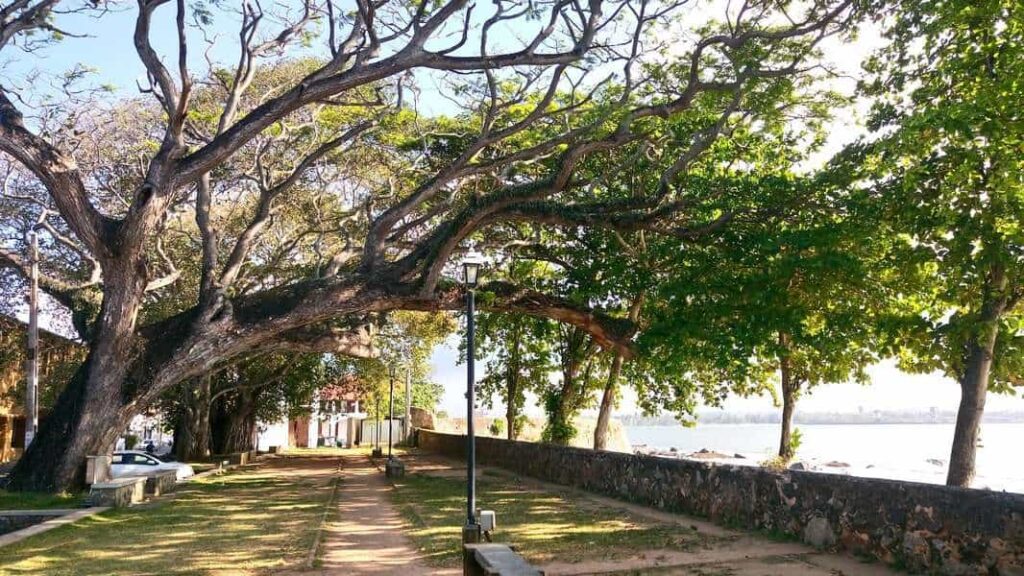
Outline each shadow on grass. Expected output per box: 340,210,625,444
0,490,86,510
0,457,337,576
390,472,707,568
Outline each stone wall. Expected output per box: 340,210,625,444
417,429,1024,575
0,513,53,536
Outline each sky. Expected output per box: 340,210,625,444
429,336,1024,418
5,2,1022,422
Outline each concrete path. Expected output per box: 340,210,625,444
317,453,456,576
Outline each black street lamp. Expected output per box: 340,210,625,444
372,390,382,458
385,357,406,478
462,257,482,544
388,363,397,460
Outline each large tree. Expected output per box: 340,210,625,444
645,191,884,460
472,261,556,441
843,0,1024,486
0,0,856,491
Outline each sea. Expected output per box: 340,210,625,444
625,422,1024,493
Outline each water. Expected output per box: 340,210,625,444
626,423,1024,493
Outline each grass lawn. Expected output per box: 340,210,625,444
0,455,338,576
0,490,85,510
390,468,712,568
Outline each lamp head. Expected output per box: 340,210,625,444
462,255,484,288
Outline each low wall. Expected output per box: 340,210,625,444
0,513,56,536
417,430,1024,575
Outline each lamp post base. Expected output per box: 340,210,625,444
462,523,483,576
385,458,405,478
462,523,482,544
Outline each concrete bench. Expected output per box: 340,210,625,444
465,544,544,576
87,477,146,507
144,470,178,496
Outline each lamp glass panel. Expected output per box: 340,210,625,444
463,262,480,286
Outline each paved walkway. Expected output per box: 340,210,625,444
317,453,456,576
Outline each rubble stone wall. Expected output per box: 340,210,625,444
417,429,1024,575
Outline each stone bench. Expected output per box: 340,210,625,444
144,470,178,497
465,544,544,576
86,477,146,507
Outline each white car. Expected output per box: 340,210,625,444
110,451,195,481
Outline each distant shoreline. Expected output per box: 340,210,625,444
626,420,1024,426
622,412,1024,427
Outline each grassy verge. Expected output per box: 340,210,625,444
390,468,710,568
0,455,338,576
0,490,85,510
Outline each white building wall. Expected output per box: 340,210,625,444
307,416,319,447
257,419,289,451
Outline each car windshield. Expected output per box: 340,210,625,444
114,452,165,463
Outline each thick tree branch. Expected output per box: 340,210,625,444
0,92,111,257
0,244,98,310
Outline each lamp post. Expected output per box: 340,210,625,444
385,360,406,478
372,390,382,458
24,230,39,448
462,257,482,544
387,363,396,460
404,345,412,443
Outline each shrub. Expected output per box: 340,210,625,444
488,418,506,437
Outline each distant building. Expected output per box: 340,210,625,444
0,316,86,462
258,374,369,451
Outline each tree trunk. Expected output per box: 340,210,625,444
6,356,99,491
211,388,259,454
594,297,639,451
593,354,623,451
174,376,212,462
947,265,1008,487
505,399,517,441
543,369,578,446
778,332,800,461
196,377,211,458
6,266,169,492
505,351,521,441
778,375,797,460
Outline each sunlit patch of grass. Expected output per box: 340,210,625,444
390,473,709,568
0,460,338,576
0,489,85,510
